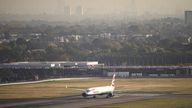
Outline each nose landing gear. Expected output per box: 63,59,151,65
106,93,113,98
82,92,87,98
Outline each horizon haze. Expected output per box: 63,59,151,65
0,0,191,17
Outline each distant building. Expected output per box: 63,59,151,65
100,33,111,38
188,37,191,44
127,0,137,18
0,61,102,69
64,6,72,16
76,6,84,16
185,11,192,25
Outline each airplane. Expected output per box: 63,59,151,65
81,74,116,98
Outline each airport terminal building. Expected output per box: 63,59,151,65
0,61,102,69
0,61,192,83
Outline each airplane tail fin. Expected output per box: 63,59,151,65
111,74,116,87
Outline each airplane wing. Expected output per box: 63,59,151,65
75,89,86,91
65,86,86,92
114,89,131,93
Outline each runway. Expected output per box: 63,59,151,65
0,93,163,108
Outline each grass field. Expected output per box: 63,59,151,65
0,78,192,99
90,96,192,108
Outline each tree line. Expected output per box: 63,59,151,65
0,18,192,66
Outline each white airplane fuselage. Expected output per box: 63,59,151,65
86,86,114,95
82,74,116,98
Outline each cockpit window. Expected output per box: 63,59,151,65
86,90,90,92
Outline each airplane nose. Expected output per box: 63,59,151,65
82,92,87,97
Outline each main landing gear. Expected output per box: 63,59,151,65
106,93,113,98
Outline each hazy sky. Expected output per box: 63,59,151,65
0,0,191,15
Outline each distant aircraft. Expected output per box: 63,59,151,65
81,74,116,98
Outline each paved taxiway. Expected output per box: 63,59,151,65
0,78,91,87
0,93,163,108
